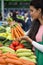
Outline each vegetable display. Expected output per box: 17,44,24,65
0,23,36,65
0,50,35,65
16,48,37,63
0,46,15,54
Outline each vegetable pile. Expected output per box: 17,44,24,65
0,50,35,65
16,48,37,63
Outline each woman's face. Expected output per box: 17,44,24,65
30,6,40,20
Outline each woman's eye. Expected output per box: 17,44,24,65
30,9,33,12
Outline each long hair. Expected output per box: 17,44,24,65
29,20,40,41
28,0,43,41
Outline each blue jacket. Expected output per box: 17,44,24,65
24,18,32,32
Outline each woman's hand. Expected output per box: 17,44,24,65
15,36,28,42
21,36,33,43
15,36,33,44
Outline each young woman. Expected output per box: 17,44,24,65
18,0,43,65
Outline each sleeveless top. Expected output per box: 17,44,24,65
35,25,43,65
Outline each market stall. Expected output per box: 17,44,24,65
0,20,36,65
0,0,36,63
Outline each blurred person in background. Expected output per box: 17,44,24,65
12,11,26,31
24,12,32,32
7,10,13,18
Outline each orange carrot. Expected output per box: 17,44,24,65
12,28,17,39
2,56,6,59
0,54,2,57
16,27,22,37
14,27,20,39
18,24,24,33
16,25,24,36
19,58,35,65
8,63,14,65
0,57,6,64
0,64,6,65
6,53,19,60
5,58,22,65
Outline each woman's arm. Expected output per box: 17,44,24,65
20,36,43,52
32,41,43,52
26,36,43,52
19,36,33,43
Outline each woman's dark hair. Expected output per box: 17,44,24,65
30,0,43,14
28,0,43,41
29,20,40,41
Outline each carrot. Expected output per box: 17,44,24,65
0,54,2,57
6,53,19,60
19,58,35,65
19,58,26,64
16,27,22,37
23,64,29,65
8,63,14,65
18,24,24,32
11,27,15,39
0,57,6,64
16,25,24,36
2,56,6,59
5,58,22,65
13,27,20,39
12,28,17,39
0,64,6,65
0,50,2,54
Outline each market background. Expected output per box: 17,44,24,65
0,0,36,65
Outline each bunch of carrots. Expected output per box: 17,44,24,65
0,50,35,65
11,23,25,40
